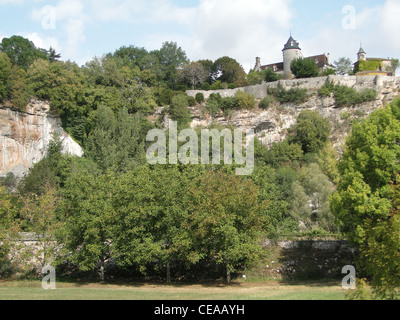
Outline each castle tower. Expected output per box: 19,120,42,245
254,57,262,72
357,46,367,61
283,35,303,79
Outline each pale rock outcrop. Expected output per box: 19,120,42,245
0,100,83,177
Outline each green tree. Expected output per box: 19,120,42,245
0,35,48,70
291,57,319,78
213,56,248,87
181,62,208,90
169,94,192,128
9,65,29,111
26,59,85,114
188,171,266,282
85,106,145,173
112,165,203,283
331,102,400,245
60,171,116,281
0,52,12,101
155,42,188,89
20,184,62,269
289,163,336,233
334,57,353,75
289,110,331,154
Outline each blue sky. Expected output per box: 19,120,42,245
0,0,399,72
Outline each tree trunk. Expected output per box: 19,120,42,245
226,265,231,284
100,260,105,282
166,262,171,285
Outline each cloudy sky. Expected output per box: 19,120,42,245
0,0,399,72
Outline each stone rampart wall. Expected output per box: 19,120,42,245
186,75,400,101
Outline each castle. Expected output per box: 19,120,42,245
253,35,335,79
354,46,397,76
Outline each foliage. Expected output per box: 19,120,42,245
354,59,383,74
188,171,266,282
289,164,337,233
59,171,116,281
265,68,283,82
288,110,331,154
9,66,29,111
235,91,255,110
181,62,208,90
195,92,205,104
258,96,275,110
26,59,85,114
0,52,12,101
332,102,400,245
0,35,49,70
290,58,319,78
85,106,146,173
334,57,353,75
169,94,192,128
213,56,248,87
267,86,308,105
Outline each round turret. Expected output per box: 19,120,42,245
283,36,303,79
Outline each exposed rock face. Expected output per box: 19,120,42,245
0,100,83,177
187,75,400,151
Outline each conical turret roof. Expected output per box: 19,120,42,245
283,36,301,51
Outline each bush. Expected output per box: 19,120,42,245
259,96,275,110
220,97,238,112
319,82,377,107
268,86,308,105
289,110,331,154
236,91,255,110
169,94,192,127
201,82,211,91
195,92,205,104
188,96,196,107
291,58,319,79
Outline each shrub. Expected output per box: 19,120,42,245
220,97,238,112
291,58,319,79
236,91,255,110
259,96,275,110
319,82,377,107
228,83,237,89
195,92,205,104
169,94,192,127
201,82,211,91
188,96,197,107
268,86,308,105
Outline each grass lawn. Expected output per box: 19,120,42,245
0,279,348,300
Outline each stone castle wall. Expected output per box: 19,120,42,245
187,75,400,102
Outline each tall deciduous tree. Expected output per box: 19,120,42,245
182,62,208,90
334,57,353,75
0,52,12,101
213,56,248,87
0,35,48,70
188,171,266,283
60,171,116,281
331,100,400,298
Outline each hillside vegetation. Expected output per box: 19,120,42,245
1,35,400,298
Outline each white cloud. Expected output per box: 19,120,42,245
30,0,87,61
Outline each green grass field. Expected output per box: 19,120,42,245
0,279,347,300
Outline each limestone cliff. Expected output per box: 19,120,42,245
0,100,83,177
187,75,400,151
